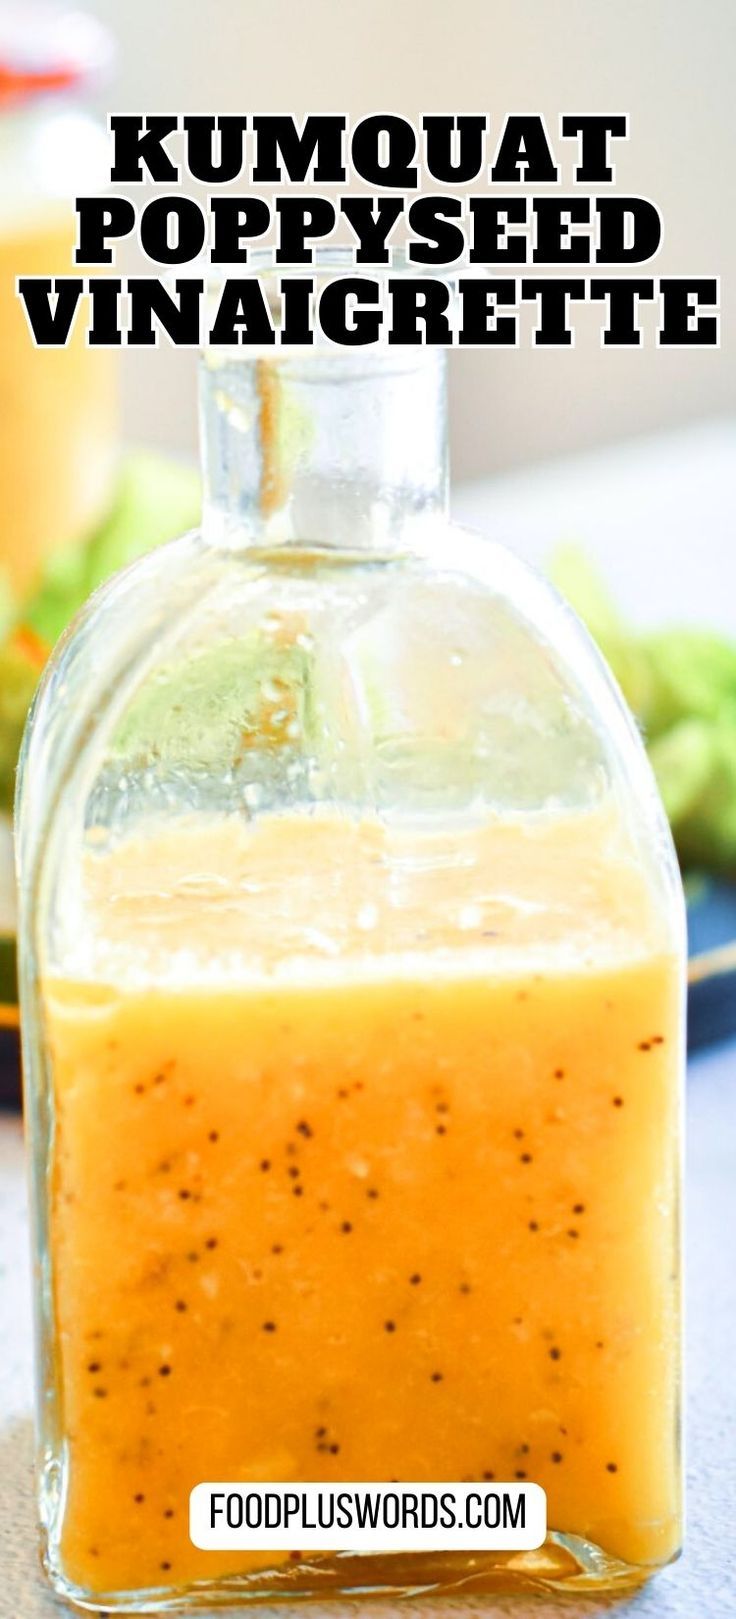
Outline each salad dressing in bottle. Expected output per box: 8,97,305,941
17,287,684,1608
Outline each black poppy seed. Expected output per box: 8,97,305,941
160,1561,172,1571
366,1188,379,1200
482,1470,495,1480
638,1041,652,1052
87,1361,101,1373
596,1340,605,1349
607,1462,618,1473
513,1129,524,1140
187,1251,199,1262
515,1470,527,1480
567,1228,580,1239
296,1121,313,1138
158,1364,172,1377
340,1221,352,1233
134,1083,145,1095
549,1346,562,1361
178,1188,191,1201
315,1426,327,1438
288,1166,300,1179
613,1096,624,1107
158,1161,171,1173
554,1068,565,1079
384,1320,396,1333
551,1452,563,1464
272,1244,283,1254
205,1237,218,1249
260,1159,271,1172
430,1371,443,1382
409,1273,422,1285
519,1443,530,1455
164,1508,175,1519
329,1443,340,1454
174,1300,187,1313
573,1203,585,1214
262,1321,277,1333
93,1387,107,1398
208,1131,219,1143
652,1035,664,1045
436,1102,449,1114
528,1221,539,1232
436,1124,447,1136
337,1088,349,1100
139,1376,151,1388
153,1073,166,1086
520,1153,533,1164
134,1493,145,1504
459,1282,472,1295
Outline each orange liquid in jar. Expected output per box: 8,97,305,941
0,208,116,594
44,807,681,1597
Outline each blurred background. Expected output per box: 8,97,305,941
2,20,735,1606
86,0,735,478
1,0,736,1009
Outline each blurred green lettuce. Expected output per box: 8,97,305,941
552,543,736,873
0,452,200,812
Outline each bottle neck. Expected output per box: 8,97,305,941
199,349,449,550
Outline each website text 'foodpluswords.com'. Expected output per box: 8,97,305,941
190,1482,547,1552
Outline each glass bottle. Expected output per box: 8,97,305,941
0,6,117,598
17,310,684,1609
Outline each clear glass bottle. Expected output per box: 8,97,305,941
0,6,117,597
17,309,684,1609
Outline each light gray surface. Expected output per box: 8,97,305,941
453,420,736,636
1,1036,735,1618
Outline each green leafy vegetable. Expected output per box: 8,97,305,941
0,639,43,813
552,544,736,873
0,452,200,811
27,451,200,645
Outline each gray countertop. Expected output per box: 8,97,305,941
1,1036,735,1619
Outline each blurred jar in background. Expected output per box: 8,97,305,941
0,5,117,602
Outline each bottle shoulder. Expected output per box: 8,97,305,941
15,530,210,871
15,521,685,962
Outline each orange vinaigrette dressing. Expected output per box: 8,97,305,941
0,211,115,592
45,805,681,1596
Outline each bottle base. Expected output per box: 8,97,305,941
44,1533,679,1612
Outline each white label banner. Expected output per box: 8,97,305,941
190,1481,547,1552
